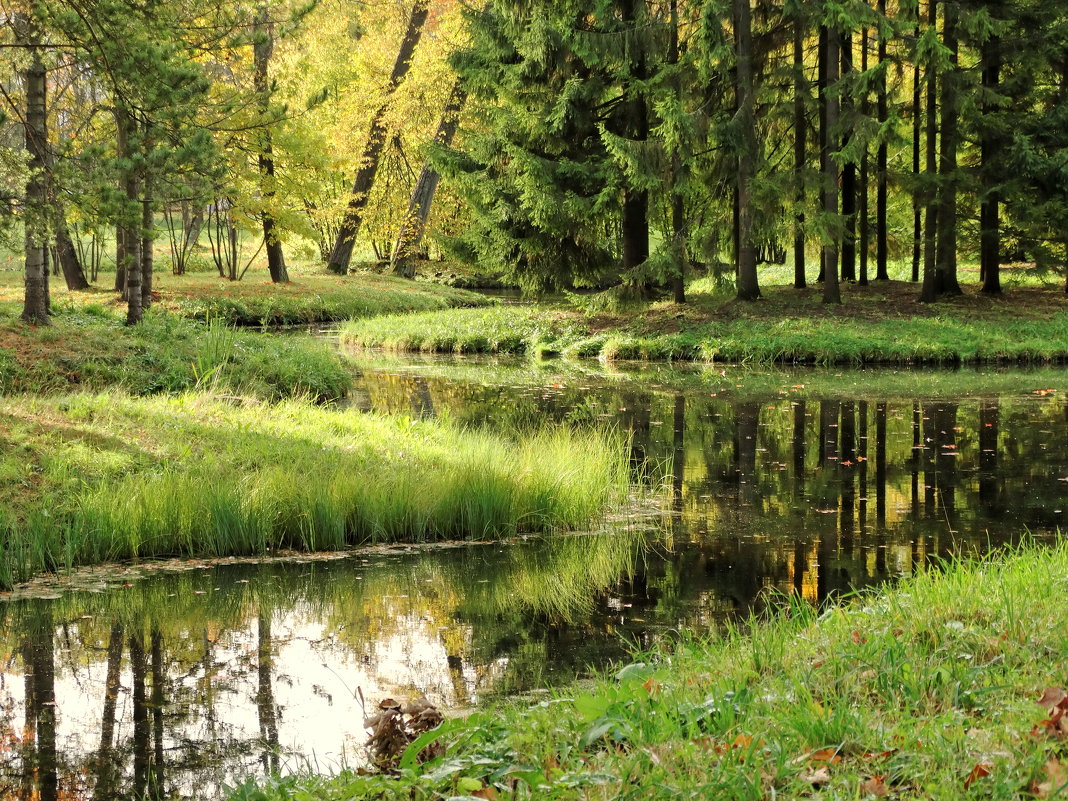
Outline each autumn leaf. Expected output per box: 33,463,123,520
861,775,890,797
1034,759,1068,799
964,762,992,789
801,767,832,786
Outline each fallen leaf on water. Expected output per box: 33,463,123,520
964,762,992,789
861,775,889,797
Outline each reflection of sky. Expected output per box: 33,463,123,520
0,601,502,799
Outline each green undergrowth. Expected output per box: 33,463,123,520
159,272,494,325
232,542,1068,800
0,307,351,400
341,303,1068,365
0,392,630,588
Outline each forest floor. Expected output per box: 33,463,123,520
234,541,1068,801
342,280,1068,365
0,266,492,325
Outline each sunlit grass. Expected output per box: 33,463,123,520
233,541,1068,800
0,392,631,588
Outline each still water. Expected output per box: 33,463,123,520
3,356,1066,798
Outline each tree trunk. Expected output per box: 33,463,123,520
55,219,89,290
817,25,827,283
911,20,922,283
919,0,940,303
391,81,467,278
735,0,760,301
793,17,807,289
840,28,856,282
935,1,962,296
116,105,143,324
255,6,289,283
20,16,49,324
327,0,430,274
619,0,649,282
980,31,1002,294
822,23,842,304
669,0,687,303
876,0,889,280
141,176,154,309
859,25,869,286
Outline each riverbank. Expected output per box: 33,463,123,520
0,392,629,589
0,268,493,326
0,309,352,400
235,541,1068,800
341,282,1068,365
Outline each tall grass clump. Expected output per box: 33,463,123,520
233,542,1068,800
0,393,631,587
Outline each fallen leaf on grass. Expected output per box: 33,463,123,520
801,767,831,786
861,775,890,797
1033,759,1068,798
964,762,992,789
1032,687,1068,739
472,787,498,800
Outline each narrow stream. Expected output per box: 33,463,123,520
2,356,1065,798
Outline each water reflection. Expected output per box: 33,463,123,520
1,358,1066,797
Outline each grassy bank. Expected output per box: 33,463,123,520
0,268,494,326
233,542,1068,800
0,393,629,588
341,282,1068,365
0,308,351,400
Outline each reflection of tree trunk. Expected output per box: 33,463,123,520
410,378,436,420
820,401,840,465
792,401,806,498
911,402,922,518
979,398,1002,516
875,402,887,527
672,395,685,513
20,639,37,800
934,402,959,527
95,622,124,797
150,628,166,798
257,612,280,774
858,401,868,534
25,605,58,801
839,403,856,557
131,631,149,798
735,402,759,506
840,401,856,464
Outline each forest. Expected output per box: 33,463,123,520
1,1,1068,800
2,0,1068,318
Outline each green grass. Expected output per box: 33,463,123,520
0,392,630,589
0,267,495,326
0,307,352,401
341,286,1068,366
230,541,1068,800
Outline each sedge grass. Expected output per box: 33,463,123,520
0,392,630,589
231,541,1068,800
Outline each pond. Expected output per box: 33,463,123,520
3,355,1066,798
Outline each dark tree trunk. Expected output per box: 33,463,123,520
735,0,760,301
822,24,842,304
859,25,869,286
876,0,889,280
669,0,687,303
116,105,143,324
95,622,123,798
817,25,827,283
255,7,289,283
980,31,1002,294
55,217,89,290
391,81,467,278
20,17,49,324
919,2,940,303
841,29,857,282
257,612,280,773
141,165,154,310
911,20,922,283
620,0,650,282
327,0,430,274
935,2,962,296
150,629,165,798
131,631,149,798
793,17,807,288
